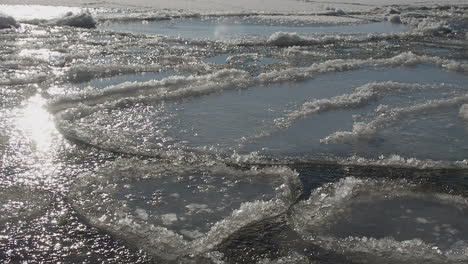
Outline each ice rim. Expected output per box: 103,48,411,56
47,53,468,169
289,177,468,263
69,158,303,261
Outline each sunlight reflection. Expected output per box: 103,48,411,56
16,93,57,153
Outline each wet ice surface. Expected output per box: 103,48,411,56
330,196,468,249
2,3,468,264
290,177,468,263
59,65,468,160
100,18,410,40
70,160,300,260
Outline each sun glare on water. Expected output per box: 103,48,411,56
16,93,58,153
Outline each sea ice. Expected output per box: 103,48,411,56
290,177,468,263
460,104,468,120
0,13,19,29
54,12,96,28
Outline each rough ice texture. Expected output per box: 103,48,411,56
229,151,468,170
290,177,468,263
240,16,466,47
460,104,468,120
336,155,468,170
388,15,402,24
256,52,468,84
66,64,163,83
54,12,96,28
70,158,302,260
49,69,250,113
274,82,460,129
322,94,468,144
0,13,19,29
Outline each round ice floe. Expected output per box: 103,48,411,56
290,177,468,263
50,69,251,156
0,186,50,223
70,159,301,261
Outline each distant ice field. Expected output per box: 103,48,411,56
1,2,468,264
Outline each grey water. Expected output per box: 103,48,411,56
100,18,410,40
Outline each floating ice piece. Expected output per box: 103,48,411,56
334,154,468,170
388,15,402,24
70,158,302,260
250,21,459,47
321,94,468,144
323,6,347,16
0,14,19,29
460,104,468,120
256,52,468,84
387,8,401,15
0,71,48,85
290,177,468,263
66,64,163,83
267,32,309,47
274,82,460,128
54,12,96,29
229,151,468,170
50,69,250,113
415,19,452,35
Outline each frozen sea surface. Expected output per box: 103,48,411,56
1,2,468,264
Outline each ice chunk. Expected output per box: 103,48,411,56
54,12,96,29
388,15,402,24
387,8,401,15
0,13,19,29
161,213,178,225
459,104,468,120
266,31,314,47
416,19,452,35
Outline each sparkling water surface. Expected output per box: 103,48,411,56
2,4,468,264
